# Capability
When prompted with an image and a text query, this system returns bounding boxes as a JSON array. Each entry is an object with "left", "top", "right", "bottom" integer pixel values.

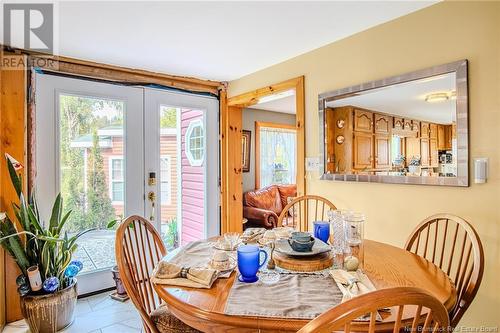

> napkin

[
  {"left": 329, "top": 269, "right": 375, "bottom": 302},
  {"left": 330, "top": 269, "right": 386, "bottom": 321},
  {"left": 152, "top": 261, "right": 218, "bottom": 289}
]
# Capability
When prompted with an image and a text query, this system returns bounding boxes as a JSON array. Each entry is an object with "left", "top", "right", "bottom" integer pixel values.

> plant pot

[
  {"left": 20, "top": 280, "right": 77, "bottom": 333},
  {"left": 111, "top": 265, "right": 127, "bottom": 295},
  {"left": 408, "top": 165, "right": 421, "bottom": 175}
]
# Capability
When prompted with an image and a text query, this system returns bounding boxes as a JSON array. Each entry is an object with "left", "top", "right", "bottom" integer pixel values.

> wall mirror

[{"left": 318, "top": 60, "right": 468, "bottom": 186}]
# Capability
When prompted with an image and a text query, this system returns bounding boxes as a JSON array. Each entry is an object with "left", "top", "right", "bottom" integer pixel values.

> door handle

[{"left": 148, "top": 191, "right": 156, "bottom": 221}]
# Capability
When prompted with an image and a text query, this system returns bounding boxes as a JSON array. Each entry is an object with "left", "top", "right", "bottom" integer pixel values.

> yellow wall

[{"left": 229, "top": 1, "right": 500, "bottom": 327}]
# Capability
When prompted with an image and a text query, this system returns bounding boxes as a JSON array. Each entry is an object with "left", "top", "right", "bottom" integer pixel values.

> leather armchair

[
  {"left": 243, "top": 206, "right": 278, "bottom": 229},
  {"left": 243, "top": 184, "right": 297, "bottom": 229}
]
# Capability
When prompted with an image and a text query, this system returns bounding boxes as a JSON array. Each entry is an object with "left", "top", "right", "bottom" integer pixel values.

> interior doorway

[{"left": 221, "top": 77, "right": 305, "bottom": 233}]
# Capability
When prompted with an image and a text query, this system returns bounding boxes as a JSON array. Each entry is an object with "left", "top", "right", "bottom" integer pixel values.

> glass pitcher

[
  {"left": 327, "top": 210, "right": 346, "bottom": 268},
  {"left": 344, "top": 212, "right": 365, "bottom": 271}
]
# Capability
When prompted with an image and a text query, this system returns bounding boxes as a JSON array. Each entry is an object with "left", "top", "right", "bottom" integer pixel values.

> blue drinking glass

[
  {"left": 313, "top": 221, "right": 330, "bottom": 243},
  {"left": 237, "top": 245, "right": 268, "bottom": 283}
]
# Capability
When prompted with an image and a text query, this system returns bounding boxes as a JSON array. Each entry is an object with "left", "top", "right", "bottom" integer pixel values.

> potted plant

[
  {"left": 408, "top": 156, "right": 422, "bottom": 175},
  {"left": 0, "top": 154, "right": 90, "bottom": 332}
]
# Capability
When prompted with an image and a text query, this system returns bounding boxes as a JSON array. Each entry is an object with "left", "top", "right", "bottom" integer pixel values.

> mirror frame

[{"left": 318, "top": 59, "right": 469, "bottom": 186}]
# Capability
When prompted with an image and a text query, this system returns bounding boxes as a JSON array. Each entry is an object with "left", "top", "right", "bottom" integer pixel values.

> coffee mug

[
  {"left": 313, "top": 221, "right": 330, "bottom": 243},
  {"left": 237, "top": 245, "right": 268, "bottom": 283}
]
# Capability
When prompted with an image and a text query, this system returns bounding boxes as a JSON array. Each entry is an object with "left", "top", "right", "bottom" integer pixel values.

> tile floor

[{"left": 2, "top": 292, "right": 143, "bottom": 333}]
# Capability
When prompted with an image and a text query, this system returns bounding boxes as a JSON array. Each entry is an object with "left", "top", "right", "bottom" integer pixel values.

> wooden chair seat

[{"left": 150, "top": 305, "right": 201, "bottom": 333}]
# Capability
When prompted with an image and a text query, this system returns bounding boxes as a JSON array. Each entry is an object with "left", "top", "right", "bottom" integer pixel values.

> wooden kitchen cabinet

[
  {"left": 405, "top": 137, "right": 420, "bottom": 165},
  {"left": 437, "top": 125, "right": 446, "bottom": 150},
  {"left": 374, "top": 114, "right": 391, "bottom": 134},
  {"left": 429, "top": 139, "right": 439, "bottom": 167},
  {"left": 403, "top": 119, "right": 412, "bottom": 131},
  {"left": 420, "top": 138, "right": 430, "bottom": 167},
  {"left": 412, "top": 120, "right": 420, "bottom": 136},
  {"left": 374, "top": 135, "right": 391, "bottom": 169},
  {"left": 429, "top": 123, "right": 438, "bottom": 139},
  {"left": 354, "top": 109, "right": 373, "bottom": 133},
  {"left": 420, "top": 122, "right": 430, "bottom": 138},
  {"left": 353, "top": 132, "right": 373, "bottom": 170},
  {"left": 394, "top": 117, "right": 403, "bottom": 130}
]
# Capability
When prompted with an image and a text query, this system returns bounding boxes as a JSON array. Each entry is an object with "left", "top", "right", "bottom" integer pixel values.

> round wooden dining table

[{"left": 152, "top": 239, "right": 457, "bottom": 333}]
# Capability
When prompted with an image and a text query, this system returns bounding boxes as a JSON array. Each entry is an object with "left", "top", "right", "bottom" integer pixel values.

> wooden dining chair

[
  {"left": 115, "top": 215, "right": 200, "bottom": 333},
  {"left": 278, "top": 195, "right": 336, "bottom": 229},
  {"left": 298, "top": 287, "right": 449, "bottom": 333},
  {"left": 405, "top": 214, "right": 484, "bottom": 328}
]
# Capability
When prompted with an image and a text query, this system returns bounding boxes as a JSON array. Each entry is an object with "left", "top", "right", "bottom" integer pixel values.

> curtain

[{"left": 259, "top": 126, "right": 297, "bottom": 188}]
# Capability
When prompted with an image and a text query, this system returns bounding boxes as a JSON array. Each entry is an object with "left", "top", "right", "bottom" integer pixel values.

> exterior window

[
  {"left": 185, "top": 119, "right": 204, "bottom": 166},
  {"left": 257, "top": 123, "right": 297, "bottom": 188},
  {"left": 110, "top": 157, "right": 124, "bottom": 202},
  {"left": 160, "top": 156, "right": 172, "bottom": 205}
]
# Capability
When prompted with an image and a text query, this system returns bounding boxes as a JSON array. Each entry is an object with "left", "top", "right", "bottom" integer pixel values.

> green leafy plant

[{"left": 0, "top": 155, "right": 93, "bottom": 293}]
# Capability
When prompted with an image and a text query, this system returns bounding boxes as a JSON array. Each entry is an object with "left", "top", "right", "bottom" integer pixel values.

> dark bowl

[
  {"left": 288, "top": 237, "right": 315, "bottom": 252},
  {"left": 291, "top": 232, "right": 312, "bottom": 242}
]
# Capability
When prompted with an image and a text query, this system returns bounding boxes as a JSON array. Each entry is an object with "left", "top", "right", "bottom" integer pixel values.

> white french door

[
  {"left": 144, "top": 89, "right": 219, "bottom": 244},
  {"left": 35, "top": 73, "right": 219, "bottom": 294}
]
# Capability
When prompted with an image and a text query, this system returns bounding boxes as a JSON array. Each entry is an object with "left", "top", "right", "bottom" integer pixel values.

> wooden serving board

[{"left": 273, "top": 251, "right": 333, "bottom": 272}]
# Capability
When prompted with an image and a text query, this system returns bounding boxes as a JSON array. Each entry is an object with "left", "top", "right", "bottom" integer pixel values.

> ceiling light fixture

[{"left": 425, "top": 92, "right": 449, "bottom": 103}]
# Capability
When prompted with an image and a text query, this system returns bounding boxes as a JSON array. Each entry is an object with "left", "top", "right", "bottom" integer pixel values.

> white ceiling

[
  {"left": 7, "top": 1, "right": 436, "bottom": 81},
  {"left": 326, "top": 72, "right": 456, "bottom": 124},
  {"left": 249, "top": 92, "right": 296, "bottom": 114}
]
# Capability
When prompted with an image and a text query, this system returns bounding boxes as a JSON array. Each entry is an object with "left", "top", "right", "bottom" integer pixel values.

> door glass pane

[
  {"left": 159, "top": 106, "right": 179, "bottom": 250},
  {"left": 158, "top": 106, "right": 208, "bottom": 248},
  {"left": 59, "top": 94, "right": 124, "bottom": 273}
]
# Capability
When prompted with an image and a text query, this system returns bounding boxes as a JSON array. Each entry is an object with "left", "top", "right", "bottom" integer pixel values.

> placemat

[{"left": 224, "top": 273, "right": 344, "bottom": 319}]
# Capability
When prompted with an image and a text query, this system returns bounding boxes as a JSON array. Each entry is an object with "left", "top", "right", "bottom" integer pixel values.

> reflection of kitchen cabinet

[
  {"left": 445, "top": 125, "right": 453, "bottom": 149},
  {"left": 393, "top": 117, "right": 404, "bottom": 130},
  {"left": 354, "top": 109, "right": 373, "bottom": 133},
  {"left": 420, "top": 122, "right": 430, "bottom": 138},
  {"left": 438, "top": 125, "right": 446, "bottom": 150},
  {"left": 353, "top": 132, "right": 373, "bottom": 169},
  {"left": 374, "top": 114, "right": 391, "bottom": 134},
  {"left": 405, "top": 137, "right": 420, "bottom": 165},
  {"left": 403, "top": 119, "right": 412, "bottom": 131},
  {"left": 430, "top": 139, "right": 438, "bottom": 167},
  {"left": 420, "top": 138, "right": 430, "bottom": 166},
  {"left": 375, "top": 135, "right": 391, "bottom": 169},
  {"left": 412, "top": 121, "right": 420, "bottom": 136},
  {"left": 429, "top": 123, "right": 438, "bottom": 139}
]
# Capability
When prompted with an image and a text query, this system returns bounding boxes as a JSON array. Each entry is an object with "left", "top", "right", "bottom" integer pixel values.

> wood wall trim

[
  {"left": 222, "top": 76, "right": 305, "bottom": 231},
  {"left": 30, "top": 55, "right": 223, "bottom": 95},
  {"left": 254, "top": 121, "right": 297, "bottom": 190},
  {"left": 0, "top": 52, "right": 28, "bottom": 323},
  {"left": 2, "top": 46, "right": 225, "bottom": 95}
]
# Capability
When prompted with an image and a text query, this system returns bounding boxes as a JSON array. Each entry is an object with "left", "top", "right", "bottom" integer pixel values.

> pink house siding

[
  {"left": 98, "top": 135, "right": 178, "bottom": 221},
  {"left": 181, "top": 109, "right": 205, "bottom": 245}
]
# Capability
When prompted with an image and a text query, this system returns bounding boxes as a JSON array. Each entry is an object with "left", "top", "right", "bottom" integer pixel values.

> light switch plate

[{"left": 306, "top": 157, "right": 320, "bottom": 171}]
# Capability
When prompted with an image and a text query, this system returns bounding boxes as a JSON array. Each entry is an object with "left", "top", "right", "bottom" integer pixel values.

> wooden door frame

[
  {"left": 220, "top": 76, "right": 305, "bottom": 233},
  {"left": 254, "top": 121, "right": 297, "bottom": 190}
]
